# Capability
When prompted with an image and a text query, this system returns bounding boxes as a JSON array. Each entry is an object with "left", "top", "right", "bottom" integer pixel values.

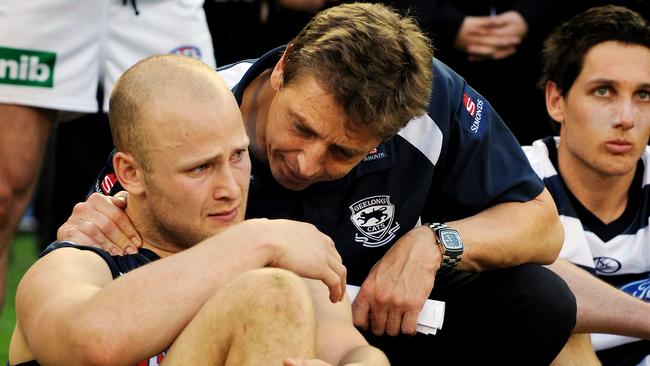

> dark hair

[
  {"left": 282, "top": 3, "right": 433, "bottom": 140},
  {"left": 540, "top": 5, "right": 650, "bottom": 96}
]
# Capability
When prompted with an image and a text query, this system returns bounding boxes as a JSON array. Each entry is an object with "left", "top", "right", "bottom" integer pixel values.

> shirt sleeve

[{"left": 423, "top": 58, "right": 545, "bottom": 222}]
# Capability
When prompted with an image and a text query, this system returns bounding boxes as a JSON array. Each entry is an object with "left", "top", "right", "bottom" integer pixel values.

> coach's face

[
  {"left": 547, "top": 41, "right": 650, "bottom": 177},
  {"left": 262, "top": 65, "right": 381, "bottom": 191}
]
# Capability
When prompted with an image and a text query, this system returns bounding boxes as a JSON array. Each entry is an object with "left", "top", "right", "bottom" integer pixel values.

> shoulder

[
  {"left": 15, "top": 244, "right": 113, "bottom": 322},
  {"left": 397, "top": 114, "right": 444, "bottom": 167},
  {"left": 522, "top": 137, "right": 559, "bottom": 180},
  {"left": 27, "top": 243, "right": 113, "bottom": 288},
  {"left": 217, "top": 60, "right": 255, "bottom": 89}
]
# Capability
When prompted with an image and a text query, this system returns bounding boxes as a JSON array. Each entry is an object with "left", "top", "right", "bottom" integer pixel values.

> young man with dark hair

[
  {"left": 9, "top": 54, "right": 388, "bottom": 366},
  {"left": 525, "top": 6, "right": 650, "bottom": 365},
  {"left": 59, "top": 3, "right": 576, "bottom": 364}
]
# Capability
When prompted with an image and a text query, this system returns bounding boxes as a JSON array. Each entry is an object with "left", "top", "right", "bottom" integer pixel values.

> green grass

[{"left": 0, "top": 233, "right": 39, "bottom": 362}]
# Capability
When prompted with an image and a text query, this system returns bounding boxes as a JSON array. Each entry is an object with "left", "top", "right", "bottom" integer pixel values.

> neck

[
  {"left": 240, "top": 69, "right": 273, "bottom": 164},
  {"left": 125, "top": 199, "right": 180, "bottom": 258},
  {"left": 557, "top": 146, "right": 635, "bottom": 224}
]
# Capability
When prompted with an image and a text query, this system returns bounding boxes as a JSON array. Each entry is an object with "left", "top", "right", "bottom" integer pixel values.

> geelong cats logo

[{"left": 349, "top": 195, "right": 400, "bottom": 247}]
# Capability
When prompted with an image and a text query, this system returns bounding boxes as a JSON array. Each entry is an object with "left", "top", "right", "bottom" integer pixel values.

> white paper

[{"left": 345, "top": 284, "right": 445, "bottom": 335}]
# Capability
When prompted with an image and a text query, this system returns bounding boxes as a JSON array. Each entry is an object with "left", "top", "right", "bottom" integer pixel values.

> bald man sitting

[{"left": 8, "top": 55, "right": 388, "bottom": 366}]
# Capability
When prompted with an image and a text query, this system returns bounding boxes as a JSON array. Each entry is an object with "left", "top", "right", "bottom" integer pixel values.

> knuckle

[
  {"left": 340, "top": 266, "right": 347, "bottom": 278},
  {"left": 374, "top": 290, "right": 395, "bottom": 306},
  {"left": 80, "top": 221, "right": 102, "bottom": 239},
  {"left": 87, "top": 193, "right": 104, "bottom": 205},
  {"left": 72, "top": 202, "right": 89, "bottom": 215},
  {"left": 402, "top": 324, "right": 417, "bottom": 335},
  {"left": 56, "top": 225, "right": 74, "bottom": 241}
]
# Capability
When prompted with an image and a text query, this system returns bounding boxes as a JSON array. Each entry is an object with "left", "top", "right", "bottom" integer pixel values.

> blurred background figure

[
  {"left": 406, "top": 0, "right": 561, "bottom": 145},
  {"left": 0, "top": 0, "right": 215, "bottom": 312}
]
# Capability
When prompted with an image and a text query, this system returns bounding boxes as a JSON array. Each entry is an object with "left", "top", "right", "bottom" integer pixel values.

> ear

[
  {"left": 113, "top": 151, "right": 146, "bottom": 195},
  {"left": 545, "top": 81, "right": 566, "bottom": 127},
  {"left": 270, "top": 51, "right": 288, "bottom": 91}
]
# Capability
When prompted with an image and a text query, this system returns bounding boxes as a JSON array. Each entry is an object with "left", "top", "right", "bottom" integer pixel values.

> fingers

[
  {"left": 384, "top": 308, "right": 403, "bottom": 336},
  {"left": 470, "top": 34, "right": 521, "bottom": 48},
  {"left": 369, "top": 304, "right": 389, "bottom": 336},
  {"left": 369, "top": 302, "right": 420, "bottom": 336},
  {"left": 401, "top": 309, "right": 419, "bottom": 336},
  {"left": 324, "top": 237, "right": 346, "bottom": 302},
  {"left": 57, "top": 193, "right": 140, "bottom": 255},
  {"left": 490, "top": 47, "right": 517, "bottom": 60},
  {"left": 104, "top": 192, "right": 142, "bottom": 248},
  {"left": 78, "top": 199, "right": 134, "bottom": 252},
  {"left": 111, "top": 191, "right": 128, "bottom": 209},
  {"left": 351, "top": 291, "right": 371, "bottom": 331},
  {"left": 323, "top": 251, "right": 346, "bottom": 303}
]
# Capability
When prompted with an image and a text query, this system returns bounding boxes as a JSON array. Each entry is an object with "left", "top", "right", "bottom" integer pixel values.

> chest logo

[
  {"left": 594, "top": 257, "right": 622, "bottom": 274},
  {"left": 349, "top": 195, "right": 400, "bottom": 247}
]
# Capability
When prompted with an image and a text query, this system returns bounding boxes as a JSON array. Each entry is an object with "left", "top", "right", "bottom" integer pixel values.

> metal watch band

[
  {"left": 429, "top": 222, "right": 448, "bottom": 232},
  {"left": 426, "top": 222, "right": 462, "bottom": 269}
]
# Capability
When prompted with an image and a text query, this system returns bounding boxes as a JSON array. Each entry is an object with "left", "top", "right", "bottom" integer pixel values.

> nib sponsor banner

[{"left": 0, "top": 46, "right": 56, "bottom": 88}]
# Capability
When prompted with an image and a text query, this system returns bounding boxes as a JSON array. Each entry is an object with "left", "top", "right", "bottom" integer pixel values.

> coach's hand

[
  {"left": 352, "top": 225, "right": 441, "bottom": 336},
  {"left": 57, "top": 191, "right": 141, "bottom": 255}
]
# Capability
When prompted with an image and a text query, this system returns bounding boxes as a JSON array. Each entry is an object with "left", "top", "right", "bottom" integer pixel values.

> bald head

[{"left": 109, "top": 54, "right": 234, "bottom": 169}]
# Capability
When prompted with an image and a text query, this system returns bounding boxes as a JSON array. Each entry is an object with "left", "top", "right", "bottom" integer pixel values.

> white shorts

[{"left": 0, "top": 0, "right": 215, "bottom": 113}]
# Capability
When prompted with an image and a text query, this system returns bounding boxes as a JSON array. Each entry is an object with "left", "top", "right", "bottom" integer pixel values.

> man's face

[
  {"left": 550, "top": 41, "right": 650, "bottom": 177},
  {"left": 142, "top": 94, "right": 251, "bottom": 249},
  {"left": 264, "top": 73, "right": 382, "bottom": 191}
]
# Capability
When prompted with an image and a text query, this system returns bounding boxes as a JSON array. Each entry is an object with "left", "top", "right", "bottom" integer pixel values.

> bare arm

[
  {"left": 548, "top": 258, "right": 650, "bottom": 339},
  {"left": 453, "top": 187, "right": 563, "bottom": 271},
  {"left": 304, "top": 279, "right": 389, "bottom": 366},
  {"left": 18, "top": 219, "right": 346, "bottom": 366}
]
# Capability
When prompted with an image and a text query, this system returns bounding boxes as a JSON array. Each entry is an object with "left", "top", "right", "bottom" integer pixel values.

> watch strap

[{"left": 426, "top": 222, "right": 462, "bottom": 269}]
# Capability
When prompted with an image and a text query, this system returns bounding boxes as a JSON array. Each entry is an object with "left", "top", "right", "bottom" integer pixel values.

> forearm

[
  {"left": 548, "top": 258, "right": 650, "bottom": 339},
  {"left": 337, "top": 345, "right": 389, "bottom": 366},
  {"left": 22, "top": 222, "right": 277, "bottom": 366},
  {"left": 76, "top": 225, "right": 275, "bottom": 362},
  {"left": 450, "top": 188, "right": 563, "bottom": 272}
]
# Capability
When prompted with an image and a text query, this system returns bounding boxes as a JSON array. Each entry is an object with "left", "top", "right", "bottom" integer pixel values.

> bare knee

[
  {"left": 218, "top": 269, "right": 317, "bottom": 364},
  {"left": 232, "top": 268, "right": 314, "bottom": 319},
  {"left": 0, "top": 104, "right": 54, "bottom": 226}
]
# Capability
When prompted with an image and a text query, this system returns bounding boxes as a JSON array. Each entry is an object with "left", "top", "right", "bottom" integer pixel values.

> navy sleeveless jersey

[{"left": 10, "top": 242, "right": 163, "bottom": 366}]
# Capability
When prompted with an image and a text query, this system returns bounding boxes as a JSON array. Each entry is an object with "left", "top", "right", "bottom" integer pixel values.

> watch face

[{"left": 441, "top": 230, "right": 463, "bottom": 250}]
